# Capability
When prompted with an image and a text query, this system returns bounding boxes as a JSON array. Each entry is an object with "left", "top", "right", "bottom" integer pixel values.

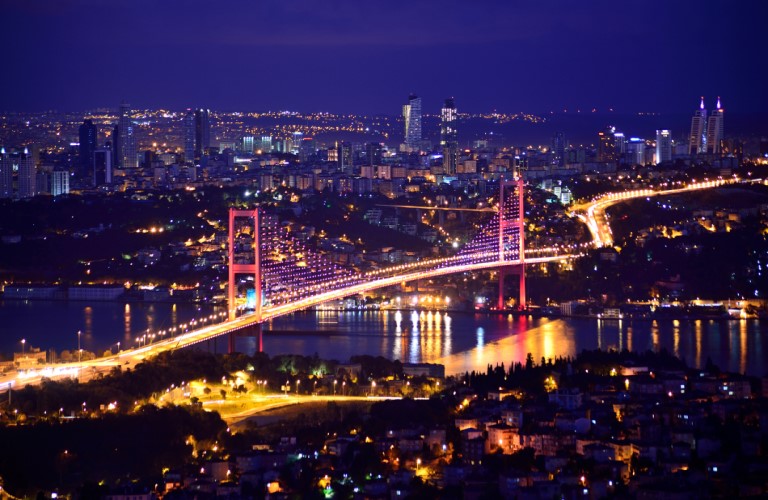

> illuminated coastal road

[{"left": 575, "top": 179, "right": 733, "bottom": 247}]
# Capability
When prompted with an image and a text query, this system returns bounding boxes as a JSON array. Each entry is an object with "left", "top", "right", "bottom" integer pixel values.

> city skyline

[{"left": 1, "top": 0, "right": 765, "bottom": 114}]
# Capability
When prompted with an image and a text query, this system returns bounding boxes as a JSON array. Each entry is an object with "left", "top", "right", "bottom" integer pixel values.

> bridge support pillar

[
  {"left": 227, "top": 323, "right": 263, "bottom": 355},
  {"left": 518, "top": 263, "right": 526, "bottom": 311},
  {"left": 228, "top": 207, "right": 261, "bottom": 322},
  {"left": 497, "top": 268, "right": 505, "bottom": 311},
  {"left": 228, "top": 331, "right": 236, "bottom": 354}
]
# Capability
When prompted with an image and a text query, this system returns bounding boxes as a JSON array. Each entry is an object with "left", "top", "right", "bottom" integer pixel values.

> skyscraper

[
  {"left": 403, "top": 94, "right": 422, "bottom": 151},
  {"left": 656, "top": 129, "right": 672, "bottom": 164},
  {"left": 291, "top": 131, "right": 303, "bottom": 155},
  {"left": 597, "top": 127, "right": 618, "bottom": 163},
  {"left": 194, "top": 109, "right": 211, "bottom": 161},
  {"left": 0, "top": 147, "right": 36, "bottom": 198},
  {"left": 117, "top": 102, "right": 137, "bottom": 169},
  {"left": 51, "top": 170, "right": 70, "bottom": 196},
  {"left": 689, "top": 97, "right": 708, "bottom": 155},
  {"left": 241, "top": 136, "right": 255, "bottom": 154},
  {"left": 93, "top": 147, "right": 113, "bottom": 186},
  {"left": 337, "top": 141, "right": 352, "bottom": 172},
  {"left": 551, "top": 132, "right": 566, "bottom": 167},
  {"left": 706, "top": 97, "right": 724, "bottom": 155},
  {"left": 441, "top": 98, "right": 458, "bottom": 175},
  {"left": 78, "top": 119, "right": 98, "bottom": 177},
  {"left": 16, "top": 148, "right": 36, "bottom": 199},
  {"left": 366, "top": 142, "right": 383, "bottom": 166},
  {"left": 260, "top": 136, "right": 273, "bottom": 153},
  {"left": 112, "top": 124, "right": 120, "bottom": 168},
  {"left": 0, "top": 147, "right": 13, "bottom": 198},
  {"left": 299, "top": 137, "right": 315, "bottom": 163},
  {"left": 183, "top": 110, "right": 195, "bottom": 163}
]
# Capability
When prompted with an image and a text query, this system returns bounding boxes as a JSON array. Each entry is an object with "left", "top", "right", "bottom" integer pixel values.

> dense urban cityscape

[{"left": 2, "top": 1, "right": 768, "bottom": 499}]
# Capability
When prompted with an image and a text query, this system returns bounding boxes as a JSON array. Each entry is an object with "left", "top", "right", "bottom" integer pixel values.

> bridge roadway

[
  {"left": 1, "top": 178, "right": 748, "bottom": 391},
  {"left": 0, "top": 255, "right": 572, "bottom": 391}
]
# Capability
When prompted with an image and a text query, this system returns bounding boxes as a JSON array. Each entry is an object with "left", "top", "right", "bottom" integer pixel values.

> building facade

[
  {"left": 403, "top": 94, "right": 422, "bottom": 151},
  {"left": 441, "top": 98, "right": 458, "bottom": 175}
]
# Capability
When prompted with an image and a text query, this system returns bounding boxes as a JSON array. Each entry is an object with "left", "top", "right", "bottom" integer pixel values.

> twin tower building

[
  {"left": 689, "top": 96, "right": 725, "bottom": 156},
  {"left": 402, "top": 94, "right": 459, "bottom": 175}
]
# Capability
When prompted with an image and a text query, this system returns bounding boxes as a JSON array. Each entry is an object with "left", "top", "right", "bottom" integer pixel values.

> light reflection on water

[
  {"left": 260, "top": 312, "right": 768, "bottom": 376},
  {"left": 436, "top": 318, "right": 576, "bottom": 375},
  {"left": 3, "top": 299, "right": 768, "bottom": 377},
  {"left": 0, "top": 300, "right": 219, "bottom": 354}
]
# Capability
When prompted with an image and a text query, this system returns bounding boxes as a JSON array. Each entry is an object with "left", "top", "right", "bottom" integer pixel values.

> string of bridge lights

[{"left": 134, "top": 186, "right": 580, "bottom": 345}]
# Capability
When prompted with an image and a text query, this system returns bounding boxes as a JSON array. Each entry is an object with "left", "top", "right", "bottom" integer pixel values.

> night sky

[{"left": 1, "top": 0, "right": 765, "bottom": 115}]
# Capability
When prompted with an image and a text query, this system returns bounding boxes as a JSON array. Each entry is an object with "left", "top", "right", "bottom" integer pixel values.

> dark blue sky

[{"left": 1, "top": 0, "right": 765, "bottom": 115}]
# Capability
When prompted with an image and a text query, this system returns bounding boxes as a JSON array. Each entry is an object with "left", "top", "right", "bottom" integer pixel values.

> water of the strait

[{"left": 2, "top": 300, "right": 766, "bottom": 376}]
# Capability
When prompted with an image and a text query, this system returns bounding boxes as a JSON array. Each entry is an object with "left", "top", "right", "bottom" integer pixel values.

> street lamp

[
  {"left": 77, "top": 330, "right": 82, "bottom": 363},
  {"left": 371, "top": 380, "right": 376, "bottom": 397},
  {"left": 333, "top": 380, "right": 337, "bottom": 395},
  {"left": 20, "top": 338, "right": 25, "bottom": 355},
  {"left": 342, "top": 381, "right": 346, "bottom": 396},
  {"left": 116, "top": 342, "right": 121, "bottom": 363},
  {"left": 296, "top": 380, "right": 300, "bottom": 395}
]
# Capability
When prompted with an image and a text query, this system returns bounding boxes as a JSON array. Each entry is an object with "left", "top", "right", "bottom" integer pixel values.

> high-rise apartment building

[
  {"left": 366, "top": 142, "right": 383, "bottom": 166},
  {"left": 242, "top": 136, "right": 255, "bottom": 154},
  {"left": 194, "top": 109, "right": 210, "bottom": 161},
  {"left": 706, "top": 97, "right": 724, "bottom": 155},
  {"left": 291, "top": 131, "right": 304, "bottom": 155},
  {"left": 117, "top": 102, "right": 137, "bottom": 169},
  {"left": 51, "top": 170, "right": 70, "bottom": 196},
  {"left": 183, "top": 110, "right": 196, "bottom": 163},
  {"left": 551, "top": 132, "right": 566, "bottom": 166},
  {"left": 260, "top": 136, "right": 273, "bottom": 153},
  {"left": 337, "top": 141, "right": 353, "bottom": 172},
  {"left": 689, "top": 97, "right": 708, "bottom": 155},
  {"left": 403, "top": 94, "right": 422, "bottom": 151},
  {"left": 441, "top": 98, "right": 458, "bottom": 175},
  {"left": 0, "top": 147, "right": 13, "bottom": 198},
  {"left": 597, "top": 127, "right": 618, "bottom": 163},
  {"left": 0, "top": 148, "right": 38, "bottom": 199},
  {"left": 299, "top": 137, "right": 315, "bottom": 163},
  {"left": 93, "top": 147, "right": 113, "bottom": 186},
  {"left": 16, "top": 148, "right": 36, "bottom": 198},
  {"left": 78, "top": 119, "right": 98, "bottom": 177},
  {"left": 656, "top": 129, "right": 672, "bottom": 164}
]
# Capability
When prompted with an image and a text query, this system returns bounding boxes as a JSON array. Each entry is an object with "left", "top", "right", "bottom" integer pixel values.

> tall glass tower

[
  {"left": 688, "top": 97, "right": 707, "bottom": 155},
  {"left": 403, "top": 94, "right": 422, "bottom": 150},
  {"left": 194, "top": 109, "right": 211, "bottom": 161},
  {"left": 78, "top": 119, "right": 98, "bottom": 177},
  {"left": 706, "top": 97, "right": 724, "bottom": 155},
  {"left": 183, "top": 110, "right": 195, "bottom": 163},
  {"left": 117, "top": 102, "right": 137, "bottom": 168},
  {"left": 441, "top": 98, "right": 458, "bottom": 175}
]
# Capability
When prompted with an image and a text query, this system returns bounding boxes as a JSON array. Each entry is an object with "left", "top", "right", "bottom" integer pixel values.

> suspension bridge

[
  {"left": 2, "top": 177, "right": 744, "bottom": 389},
  {"left": 224, "top": 178, "right": 566, "bottom": 351}
]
